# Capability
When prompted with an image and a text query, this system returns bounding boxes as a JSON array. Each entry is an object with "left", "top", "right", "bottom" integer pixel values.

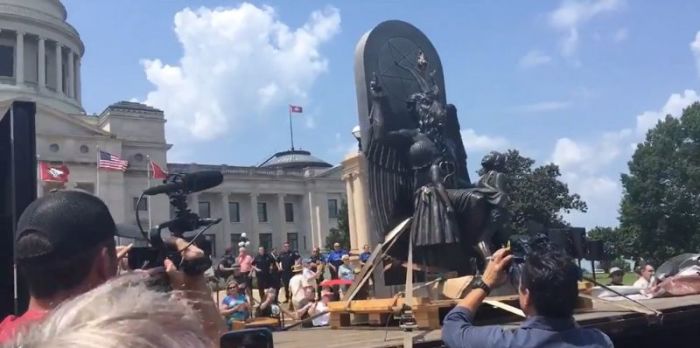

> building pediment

[{"left": 35, "top": 104, "right": 112, "bottom": 138}]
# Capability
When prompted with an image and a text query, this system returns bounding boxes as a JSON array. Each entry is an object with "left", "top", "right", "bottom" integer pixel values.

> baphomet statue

[{"left": 364, "top": 51, "right": 510, "bottom": 274}]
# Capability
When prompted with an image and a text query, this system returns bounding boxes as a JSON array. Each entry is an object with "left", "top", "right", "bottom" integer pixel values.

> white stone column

[
  {"left": 344, "top": 175, "right": 359, "bottom": 251},
  {"left": 37, "top": 37, "right": 45, "bottom": 90},
  {"left": 15, "top": 31, "right": 24, "bottom": 85},
  {"left": 318, "top": 194, "right": 330, "bottom": 247},
  {"left": 221, "top": 192, "right": 230, "bottom": 237},
  {"left": 276, "top": 193, "right": 286, "bottom": 248},
  {"left": 219, "top": 192, "right": 231, "bottom": 256},
  {"left": 305, "top": 191, "right": 318, "bottom": 248},
  {"left": 249, "top": 193, "right": 259, "bottom": 248},
  {"left": 75, "top": 57, "right": 81, "bottom": 102},
  {"left": 188, "top": 193, "right": 200, "bottom": 215},
  {"left": 55, "top": 44, "right": 62, "bottom": 94},
  {"left": 67, "top": 50, "right": 74, "bottom": 98}
]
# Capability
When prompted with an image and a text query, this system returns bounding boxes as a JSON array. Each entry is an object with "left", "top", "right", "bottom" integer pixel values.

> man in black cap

[{"left": 0, "top": 190, "right": 126, "bottom": 342}]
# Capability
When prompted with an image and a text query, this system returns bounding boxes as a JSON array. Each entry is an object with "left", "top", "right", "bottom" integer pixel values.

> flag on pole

[
  {"left": 39, "top": 161, "right": 69, "bottom": 182},
  {"left": 149, "top": 160, "right": 168, "bottom": 180},
  {"left": 98, "top": 150, "right": 128, "bottom": 171},
  {"left": 289, "top": 105, "right": 303, "bottom": 113}
]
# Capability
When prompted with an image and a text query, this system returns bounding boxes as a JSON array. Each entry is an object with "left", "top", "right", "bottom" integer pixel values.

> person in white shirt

[
  {"left": 302, "top": 259, "right": 321, "bottom": 294},
  {"left": 288, "top": 264, "right": 307, "bottom": 310},
  {"left": 633, "top": 263, "right": 655, "bottom": 288},
  {"left": 309, "top": 291, "right": 332, "bottom": 327}
]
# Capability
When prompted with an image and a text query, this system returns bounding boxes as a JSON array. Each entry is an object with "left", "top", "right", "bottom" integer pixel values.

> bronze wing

[
  {"left": 444, "top": 104, "right": 471, "bottom": 186},
  {"left": 362, "top": 87, "right": 416, "bottom": 244}
]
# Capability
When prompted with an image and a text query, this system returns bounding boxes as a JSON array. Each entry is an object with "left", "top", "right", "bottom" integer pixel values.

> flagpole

[
  {"left": 288, "top": 105, "right": 294, "bottom": 150},
  {"left": 96, "top": 145, "right": 100, "bottom": 197},
  {"left": 146, "top": 156, "right": 152, "bottom": 231}
]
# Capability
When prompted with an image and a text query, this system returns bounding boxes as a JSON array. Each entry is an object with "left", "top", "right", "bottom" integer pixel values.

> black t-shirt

[
  {"left": 309, "top": 254, "right": 325, "bottom": 273},
  {"left": 217, "top": 255, "right": 235, "bottom": 277},
  {"left": 253, "top": 253, "right": 275, "bottom": 276},
  {"left": 278, "top": 250, "right": 300, "bottom": 272}
]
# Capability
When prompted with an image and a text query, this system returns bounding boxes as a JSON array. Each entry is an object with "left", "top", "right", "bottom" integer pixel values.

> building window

[
  {"left": 198, "top": 201, "right": 211, "bottom": 218},
  {"left": 231, "top": 233, "right": 241, "bottom": 247},
  {"left": 229, "top": 202, "right": 240, "bottom": 222},
  {"left": 75, "top": 182, "right": 94, "bottom": 194},
  {"left": 133, "top": 197, "right": 148, "bottom": 212},
  {"left": 303, "top": 236, "right": 307, "bottom": 251},
  {"left": 328, "top": 199, "right": 338, "bottom": 219},
  {"left": 285, "top": 202, "right": 294, "bottom": 222},
  {"left": 287, "top": 233, "right": 298, "bottom": 251},
  {"left": 0, "top": 45, "right": 13, "bottom": 77},
  {"left": 80, "top": 145, "right": 89, "bottom": 153},
  {"left": 49, "top": 143, "right": 59, "bottom": 152},
  {"left": 257, "top": 202, "right": 268, "bottom": 222},
  {"left": 134, "top": 153, "right": 144, "bottom": 162},
  {"left": 259, "top": 233, "right": 272, "bottom": 251}
]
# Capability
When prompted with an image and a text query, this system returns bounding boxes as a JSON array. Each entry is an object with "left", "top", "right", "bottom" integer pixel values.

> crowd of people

[{"left": 213, "top": 239, "right": 367, "bottom": 329}]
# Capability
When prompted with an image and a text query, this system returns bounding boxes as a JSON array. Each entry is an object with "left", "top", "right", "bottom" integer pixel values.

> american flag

[
  {"left": 289, "top": 105, "right": 303, "bottom": 113},
  {"left": 98, "top": 150, "right": 128, "bottom": 171}
]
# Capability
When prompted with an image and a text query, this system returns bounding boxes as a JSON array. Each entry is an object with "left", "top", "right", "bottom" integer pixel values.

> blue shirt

[
  {"left": 442, "top": 307, "right": 613, "bottom": 348},
  {"left": 223, "top": 294, "right": 249, "bottom": 322},
  {"left": 327, "top": 249, "right": 347, "bottom": 266},
  {"left": 360, "top": 251, "right": 371, "bottom": 263}
]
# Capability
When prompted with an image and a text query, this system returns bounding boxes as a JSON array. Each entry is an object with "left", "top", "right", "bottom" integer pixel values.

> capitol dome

[
  {"left": 258, "top": 149, "right": 333, "bottom": 170},
  {"left": 0, "top": 0, "right": 84, "bottom": 114}
]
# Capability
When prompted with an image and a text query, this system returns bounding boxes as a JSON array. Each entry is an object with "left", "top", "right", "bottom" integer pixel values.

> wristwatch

[{"left": 468, "top": 276, "right": 492, "bottom": 296}]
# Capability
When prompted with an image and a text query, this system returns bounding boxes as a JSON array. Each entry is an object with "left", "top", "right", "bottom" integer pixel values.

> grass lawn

[{"left": 587, "top": 273, "right": 637, "bottom": 286}]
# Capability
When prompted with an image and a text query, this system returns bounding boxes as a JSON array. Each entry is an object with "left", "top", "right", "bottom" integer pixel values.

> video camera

[
  {"left": 506, "top": 227, "right": 606, "bottom": 287},
  {"left": 128, "top": 170, "right": 224, "bottom": 276}
]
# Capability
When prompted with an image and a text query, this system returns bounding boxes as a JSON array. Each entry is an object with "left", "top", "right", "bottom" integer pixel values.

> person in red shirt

[{"left": 0, "top": 191, "right": 126, "bottom": 343}]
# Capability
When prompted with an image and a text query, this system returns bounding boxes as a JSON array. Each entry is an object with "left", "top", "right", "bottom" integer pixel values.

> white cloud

[
  {"left": 635, "top": 89, "right": 699, "bottom": 135},
  {"left": 141, "top": 3, "right": 341, "bottom": 142},
  {"left": 551, "top": 89, "right": 700, "bottom": 228},
  {"left": 548, "top": 0, "right": 624, "bottom": 56},
  {"left": 519, "top": 50, "right": 552, "bottom": 68},
  {"left": 305, "top": 115, "right": 316, "bottom": 129},
  {"left": 691, "top": 31, "right": 700, "bottom": 77},
  {"left": 514, "top": 101, "right": 572, "bottom": 113},
  {"left": 460, "top": 129, "right": 509, "bottom": 152},
  {"left": 612, "top": 27, "right": 628, "bottom": 42}
]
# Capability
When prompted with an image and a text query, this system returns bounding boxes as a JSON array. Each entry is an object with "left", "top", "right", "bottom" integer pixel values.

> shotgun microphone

[{"left": 143, "top": 171, "right": 223, "bottom": 196}]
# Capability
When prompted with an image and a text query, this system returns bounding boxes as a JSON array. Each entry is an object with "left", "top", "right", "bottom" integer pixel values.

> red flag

[
  {"left": 289, "top": 105, "right": 303, "bottom": 113},
  {"left": 39, "top": 161, "right": 69, "bottom": 182},
  {"left": 149, "top": 160, "right": 168, "bottom": 180}
]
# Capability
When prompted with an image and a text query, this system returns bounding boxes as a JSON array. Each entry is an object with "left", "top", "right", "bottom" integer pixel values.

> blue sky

[{"left": 62, "top": 0, "right": 700, "bottom": 229}]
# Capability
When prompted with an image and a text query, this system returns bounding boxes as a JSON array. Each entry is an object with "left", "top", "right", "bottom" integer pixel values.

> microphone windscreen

[{"left": 186, "top": 171, "right": 223, "bottom": 192}]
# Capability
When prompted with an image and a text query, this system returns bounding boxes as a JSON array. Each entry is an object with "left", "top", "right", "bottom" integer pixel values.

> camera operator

[
  {"left": 0, "top": 191, "right": 125, "bottom": 343},
  {"left": 0, "top": 190, "right": 224, "bottom": 345},
  {"left": 442, "top": 248, "right": 613, "bottom": 348}
]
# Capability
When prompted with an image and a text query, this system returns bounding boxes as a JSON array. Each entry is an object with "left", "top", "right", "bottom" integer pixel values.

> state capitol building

[{"left": 0, "top": 0, "right": 345, "bottom": 257}]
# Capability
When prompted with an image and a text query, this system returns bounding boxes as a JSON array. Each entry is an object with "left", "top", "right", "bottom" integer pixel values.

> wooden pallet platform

[
  {"left": 275, "top": 294, "right": 700, "bottom": 348},
  {"left": 327, "top": 292, "right": 593, "bottom": 330}
]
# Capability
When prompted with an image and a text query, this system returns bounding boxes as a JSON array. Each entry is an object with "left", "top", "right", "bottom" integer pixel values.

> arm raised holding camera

[{"left": 165, "top": 237, "right": 226, "bottom": 347}]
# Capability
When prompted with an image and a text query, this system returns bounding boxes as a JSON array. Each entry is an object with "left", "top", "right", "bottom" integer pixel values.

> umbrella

[{"left": 320, "top": 279, "right": 353, "bottom": 287}]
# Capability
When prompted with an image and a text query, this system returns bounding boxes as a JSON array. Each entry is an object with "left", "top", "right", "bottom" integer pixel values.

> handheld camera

[{"left": 128, "top": 171, "right": 223, "bottom": 276}]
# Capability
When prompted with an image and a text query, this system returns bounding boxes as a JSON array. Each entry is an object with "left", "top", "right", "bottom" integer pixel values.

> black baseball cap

[{"left": 15, "top": 190, "right": 118, "bottom": 263}]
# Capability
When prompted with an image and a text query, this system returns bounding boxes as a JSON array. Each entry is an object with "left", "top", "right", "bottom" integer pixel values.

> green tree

[
  {"left": 619, "top": 102, "right": 700, "bottom": 263},
  {"left": 587, "top": 226, "right": 638, "bottom": 261},
  {"left": 480, "top": 150, "right": 588, "bottom": 234},
  {"left": 325, "top": 200, "right": 350, "bottom": 250}
]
